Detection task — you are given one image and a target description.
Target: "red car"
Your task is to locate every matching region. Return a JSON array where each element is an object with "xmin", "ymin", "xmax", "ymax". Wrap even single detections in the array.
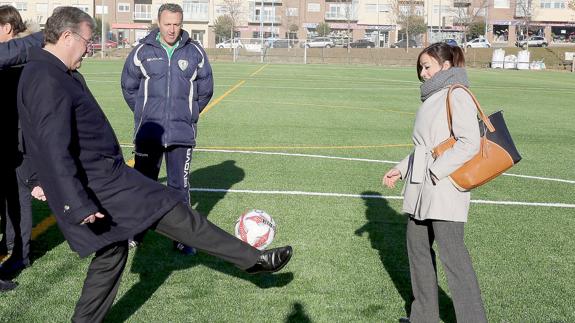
[{"xmin": 91, "ymin": 40, "xmax": 118, "ymax": 50}]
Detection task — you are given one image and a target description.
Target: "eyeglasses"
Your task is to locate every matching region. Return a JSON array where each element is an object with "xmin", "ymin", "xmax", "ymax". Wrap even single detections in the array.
[{"xmin": 71, "ymin": 31, "xmax": 94, "ymax": 48}]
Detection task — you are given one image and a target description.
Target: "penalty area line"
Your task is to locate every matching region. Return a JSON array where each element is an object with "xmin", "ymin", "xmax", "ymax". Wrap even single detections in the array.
[{"xmin": 189, "ymin": 188, "xmax": 575, "ymax": 209}]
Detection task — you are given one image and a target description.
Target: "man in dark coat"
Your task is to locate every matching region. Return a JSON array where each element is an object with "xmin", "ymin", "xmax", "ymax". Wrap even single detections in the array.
[{"xmin": 17, "ymin": 7, "xmax": 292, "ymax": 322}]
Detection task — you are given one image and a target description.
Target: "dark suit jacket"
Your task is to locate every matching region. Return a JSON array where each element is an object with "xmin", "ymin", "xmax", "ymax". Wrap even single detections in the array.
[{"xmin": 17, "ymin": 47, "xmax": 181, "ymax": 257}]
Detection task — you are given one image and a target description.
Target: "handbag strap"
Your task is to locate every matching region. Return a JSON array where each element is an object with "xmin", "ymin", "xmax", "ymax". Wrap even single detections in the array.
[{"xmin": 445, "ymin": 84, "xmax": 496, "ymax": 135}]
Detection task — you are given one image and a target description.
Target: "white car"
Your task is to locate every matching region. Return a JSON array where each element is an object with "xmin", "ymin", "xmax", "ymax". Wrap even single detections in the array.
[
  {"xmin": 465, "ymin": 38, "xmax": 491, "ymax": 48},
  {"xmin": 302, "ymin": 37, "xmax": 334, "ymax": 48},
  {"xmin": 216, "ymin": 39, "xmax": 243, "ymax": 49}
]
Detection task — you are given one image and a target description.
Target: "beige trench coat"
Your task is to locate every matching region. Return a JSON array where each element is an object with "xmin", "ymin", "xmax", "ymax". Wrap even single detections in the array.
[{"xmin": 395, "ymin": 87, "xmax": 481, "ymax": 222}]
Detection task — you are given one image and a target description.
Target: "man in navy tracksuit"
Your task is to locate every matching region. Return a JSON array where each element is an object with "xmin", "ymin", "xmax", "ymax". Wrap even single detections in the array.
[{"xmin": 121, "ymin": 3, "xmax": 213, "ymax": 253}]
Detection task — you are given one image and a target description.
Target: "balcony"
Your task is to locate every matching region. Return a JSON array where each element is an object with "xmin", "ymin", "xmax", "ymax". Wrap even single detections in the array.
[
  {"xmin": 453, "ymin": 0, "xmax": 471, "ymax": 7},
  {"xmin": 133, "ymin": 12, "xmax": 152, "ymax": 21},
  {"xmin": 325, "ymin": 12, "xmax": 358, "ymax": 21},
  {"xmin": 252, "ymin": 0, "xmax": 283, "ymax": 4},
  {"xmin": 249, "ymin": 15, "xmax": 281, "ymax": 24}
]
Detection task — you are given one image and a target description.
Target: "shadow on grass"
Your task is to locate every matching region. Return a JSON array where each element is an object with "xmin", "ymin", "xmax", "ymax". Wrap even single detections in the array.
[
  {"xmin": 285, "ymin": 302, "xmax": 312, "ymax": 323},
  {"xmin": 355, "ymin": 191, "xmax": 455, "ymax": 322},
  {"xmin": 107, "ymin": 160, "xmax": 293, "ymax": 321}
]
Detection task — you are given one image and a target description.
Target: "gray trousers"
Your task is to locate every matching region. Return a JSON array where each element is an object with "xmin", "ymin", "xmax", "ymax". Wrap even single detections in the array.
[{"xmin": 406, "ymin": 217, "xmax": 487, "ymax": 323}]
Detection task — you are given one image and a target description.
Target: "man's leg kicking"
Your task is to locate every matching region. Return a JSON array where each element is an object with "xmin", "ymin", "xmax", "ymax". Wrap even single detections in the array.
[{"xmin": 153, "ymin": 203, "xmax": 292, "ymax": 272}]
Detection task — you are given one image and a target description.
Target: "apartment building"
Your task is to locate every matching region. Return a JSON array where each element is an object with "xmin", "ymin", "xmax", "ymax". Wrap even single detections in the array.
[{"xmin": 6, "ymin": 0, "xmax": 575, "ymax": 48}]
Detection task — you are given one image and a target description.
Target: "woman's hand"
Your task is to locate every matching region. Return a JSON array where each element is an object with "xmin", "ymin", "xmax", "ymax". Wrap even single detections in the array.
[{"xmin": 383, "ymin": 168, "xmax": 402, "ymax": 188}]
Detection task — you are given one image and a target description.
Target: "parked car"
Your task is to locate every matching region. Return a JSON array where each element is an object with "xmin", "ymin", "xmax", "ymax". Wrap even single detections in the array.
[
  {"xmin": 515, "ymin": 36, "xmax": 548, "ymax": 48},
  {"xmin": 92, "ymin": 39, "xmax": 118, "ymax": 50},
  {"xmin": 302, "ymin": 37, "xmax": 334, "ymax": 48},
  {"xmin": 390, "ymin": 39, "xmax": 418, "ymax": 48},
  {"xmin": 216, "ymin": 39, "xmax": 243, "ymax": 49},
  {"xmin": 465, "ymin": 37, "xmax": 491, "ymax": 48},
  {"xmin": 443, "ymin": 38, "xmax": 459, "ymax": 47},
  {"xmin": 345, "ymin": 39, "xmax": 376, "ymax": 48},
  {"xmin": 265, "ymin": 38, "xmax": 294, "ymax": 48}
]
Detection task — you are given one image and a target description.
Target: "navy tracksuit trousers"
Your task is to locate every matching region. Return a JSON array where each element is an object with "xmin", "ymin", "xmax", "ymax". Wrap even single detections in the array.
[{"xmin": 134, "ymin": 143, "xmax": 193, "ymax": 205}]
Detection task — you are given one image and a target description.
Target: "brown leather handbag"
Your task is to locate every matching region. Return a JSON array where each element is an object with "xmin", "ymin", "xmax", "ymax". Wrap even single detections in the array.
[{"xmin": 432, "ymin": 84, "xmax": 522, "ymax": 191}]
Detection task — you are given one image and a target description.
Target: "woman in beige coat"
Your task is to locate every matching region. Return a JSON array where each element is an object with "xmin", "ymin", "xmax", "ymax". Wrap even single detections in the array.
[{"xmin": 384, "ymin": 43, "xmax": 487, "ymax": 322}]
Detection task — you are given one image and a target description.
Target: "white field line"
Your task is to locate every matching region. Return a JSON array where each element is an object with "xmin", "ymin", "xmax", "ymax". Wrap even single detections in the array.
[
  {"xmin": 119, "ymin": 145, "xmax": 575, "ymax": 185},
  {"xmin": 189, "ymin": 188, "xmax": 575, "ymax": 209}
]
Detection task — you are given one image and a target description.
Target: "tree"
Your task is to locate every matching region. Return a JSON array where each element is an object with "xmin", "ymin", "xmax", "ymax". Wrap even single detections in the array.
[
  {"xmin": 468, "ymin": 19, "xmax": 486, "ymax": 39},
  {"xmin": 213, "ymin": 15, "xmax": 234, "ymax": 42},
  {"xmin": 220, "ymin": 0, "xmax": 243, "ymax": 41},
  {"xmin": 392, "ymin": 0, "xmax": 425, "ymax": 51},
  {"xmin": 316, "ymin": 22, "xmax": 331, "ymax": 37},
  {"xmin": 452, "ymin": 0, "xmax": 489, "ymax": 43}
]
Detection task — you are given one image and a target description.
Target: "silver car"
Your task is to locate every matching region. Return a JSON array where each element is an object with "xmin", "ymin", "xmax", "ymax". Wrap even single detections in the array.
[{"xmin": 303, "ymin": 37, "xmax": 334, "ymax": 48}]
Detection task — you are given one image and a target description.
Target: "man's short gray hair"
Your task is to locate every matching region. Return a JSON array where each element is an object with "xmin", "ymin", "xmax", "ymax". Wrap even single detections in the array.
[
  {"xmin": 157, "ymin": 3, "xmax": 183, "ymax": 20},
  {"xmin": 44, "ymin": 6, "xmax": 95, "ymax": 45}
]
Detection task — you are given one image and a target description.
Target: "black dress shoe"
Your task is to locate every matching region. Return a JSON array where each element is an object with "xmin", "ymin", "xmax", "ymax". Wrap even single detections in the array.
[
  {"xmin": 398, "ymin": 317, "xmax": 410, "ymax": 323},
  {"xmin": 0, "ymin": 279, "xmax": 17, "ymax": 292},
  {"xmin": 245, "ymin": 246, "xmax": 293, "ymax": 274}
]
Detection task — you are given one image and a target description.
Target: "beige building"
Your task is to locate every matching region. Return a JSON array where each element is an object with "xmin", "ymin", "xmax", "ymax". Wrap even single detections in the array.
[{"xmin": 6, "ymin": 0, "xmax": 575, "ymax": 48}]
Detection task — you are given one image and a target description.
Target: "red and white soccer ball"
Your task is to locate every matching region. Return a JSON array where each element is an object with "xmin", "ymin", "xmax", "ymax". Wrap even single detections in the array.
[{"xmin": 234, "ymin": 209, "xmax": 276, "ymax": 250}]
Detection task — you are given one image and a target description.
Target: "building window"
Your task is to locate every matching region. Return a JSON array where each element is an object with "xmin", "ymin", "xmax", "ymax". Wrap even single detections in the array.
[
  {"xmin": 493, "ymin": 0, "xmax": 510, "ymax": 8},
  {"xmin": 307, "ymin": 3, "xmax": 320, "ymax": 12},
  {"xmin": 183, "ymin": 0, "xmax": 209, "ymax": 21},
  {"xmin": 118, "ymin": 3, "xmax": 130, "ymax": 12},
  {"xmin": 286, "ymin": 7, "xmax": 298, "ymax": 16},
  {"xmin": 134, "ymin": 4, "xmax": 152, "ymax": 20},
  {"xmin": 539, "ymin": 0, "xmax": 565, "ymax": 8},
  {"xmin": 73, "ymin": 4, "xmax": 90, "ymax": 13},
  {"xmin": 366, "ymin": 3, "xmax": 391, "ymax": 12},
  {"xmin": 15, "ymin": 2, "xmax": 27, "ymax": 11},
  {"xmin": 36, "ymin": 3, "xmax": 48, "ymax": 13}
]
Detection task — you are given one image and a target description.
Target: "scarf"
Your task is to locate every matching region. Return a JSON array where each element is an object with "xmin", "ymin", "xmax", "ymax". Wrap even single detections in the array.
[{"xmin": 420, "ymin": 67, "xmax": 470, "ymax": 102}]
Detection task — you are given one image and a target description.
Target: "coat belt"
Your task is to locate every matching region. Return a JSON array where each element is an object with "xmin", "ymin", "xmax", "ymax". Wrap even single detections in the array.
[{"xmin": 411, "ymin": 145, "xmax": 431, "ymax": 184}]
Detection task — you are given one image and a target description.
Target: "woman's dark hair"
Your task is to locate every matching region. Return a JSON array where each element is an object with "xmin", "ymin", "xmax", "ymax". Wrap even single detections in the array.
[
  {"xmin": 0, "ymin": 5, "xmax": 27, "ymax": 36},
  {"xmin": 416, "ymin": 42, "xmax": 465, "ymax": 81}
]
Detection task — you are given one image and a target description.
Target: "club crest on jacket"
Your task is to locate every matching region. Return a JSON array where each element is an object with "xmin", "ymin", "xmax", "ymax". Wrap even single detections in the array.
[{"xmin": 178, "ymin": 60, "xmax": 188, "ymax": 71}]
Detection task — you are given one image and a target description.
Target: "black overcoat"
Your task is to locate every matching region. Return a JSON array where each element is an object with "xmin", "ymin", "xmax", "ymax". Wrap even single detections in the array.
[{"xmin": 17, "ymin": 47, "xmax": 180, "ymax": 257}]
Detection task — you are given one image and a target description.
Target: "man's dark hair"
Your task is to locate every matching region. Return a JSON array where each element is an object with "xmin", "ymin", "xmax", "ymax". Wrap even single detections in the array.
[
  {"xmin": 44, "ymin": 6, "xmax": 95, "ymax": 44},
  {"xmin": 0, "ymin": 5, "xmax": 27, "ymax": 36},
  {"xmin": 158, "ymin": 3, "xmax": 183, "ymax": 20}
]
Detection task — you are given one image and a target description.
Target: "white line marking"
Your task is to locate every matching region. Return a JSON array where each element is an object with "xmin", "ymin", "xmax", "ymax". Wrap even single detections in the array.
[
  {"xmin": 119, "ymin": 145, "xmax": 575, "ymax": 185},
  {"xmin": 498, "ymin": 173, "xmax": 575, "ymax": 184},
  {"xmin": 194, "ymin": 148, "xmax": 399, "ymax": 164},
  {"xmin": 190, "ymin": 188, "xmax": 575, "ymax": 208}
]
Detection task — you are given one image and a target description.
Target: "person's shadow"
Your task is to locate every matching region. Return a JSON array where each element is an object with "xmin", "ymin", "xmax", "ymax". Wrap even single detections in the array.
[
  {"xmin": 285, "ymin": 302, "xmax": 312, "ymax": 323},
  {"xmin": 189, "ymin": 160, "xmax": 245, "ymax": 216},
  {"xmin": 355, "ymin": 191, "xmax": 455, "ymax": 322},
  {"xmin": 106, "ymin": 160, "xmax": 294, "ymax": 322}
]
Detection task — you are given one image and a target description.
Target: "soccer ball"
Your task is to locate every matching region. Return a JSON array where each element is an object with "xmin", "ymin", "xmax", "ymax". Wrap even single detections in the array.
[{"xmin": 234, "ymin": 209, "xmax": 276, "ymax": 250}]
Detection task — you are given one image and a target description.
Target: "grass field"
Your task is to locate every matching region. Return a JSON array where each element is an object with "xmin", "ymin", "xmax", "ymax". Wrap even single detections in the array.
[{"xmin": 1, "ymin": 60, "xmax": 574, "ymax": 322}]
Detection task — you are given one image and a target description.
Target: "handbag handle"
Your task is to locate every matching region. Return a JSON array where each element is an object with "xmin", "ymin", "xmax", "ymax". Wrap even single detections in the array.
[{"xmin": 446, "ymin": 84, "xmax": 496, "ymax": 134}]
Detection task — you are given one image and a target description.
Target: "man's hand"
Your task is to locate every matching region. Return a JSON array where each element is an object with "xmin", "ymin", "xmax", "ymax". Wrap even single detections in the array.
[
  {"xmin": 80, "ymin": 212, "xmax": 105, "ymax": 225},
  {"xmin": 383, "ymin": 168, "xmax": 402, "ymax": 189},
  {"xmin": 31, "ymin": 186, "xmax": 46, "ymax": 201}
]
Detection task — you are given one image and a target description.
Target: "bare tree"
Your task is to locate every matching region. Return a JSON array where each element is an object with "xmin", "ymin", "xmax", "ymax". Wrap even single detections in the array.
[
  {"xmin": 452, "ymin": 0, "xmax": 489, "ymax": 43},
  {"xmin": 515, "ymin": 0, "xmax": 534, "ymax": 50},
  {"xmin": 391, "ymin": 0, "xmax": 426, "ymax": 52},
  {"xmin": 221, "ymin": 0, "xmax": 243, "ymax": 41}
]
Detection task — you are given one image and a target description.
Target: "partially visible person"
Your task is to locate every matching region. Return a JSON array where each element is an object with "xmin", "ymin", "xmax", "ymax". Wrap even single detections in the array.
[
  {"xmin": 0, "ymin": 4, "xmax": 42, "ymax": 278},
  {"xmin": 383, "ymin": 42, "xmax": 486, "ymax": 322},
  {"xmin": 121, "ymin": 3, "xmax": 214, "ymax": 254},
  {"xmin": 18, "ymin": 7, "xmax": 292, "ymax": 321}
]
